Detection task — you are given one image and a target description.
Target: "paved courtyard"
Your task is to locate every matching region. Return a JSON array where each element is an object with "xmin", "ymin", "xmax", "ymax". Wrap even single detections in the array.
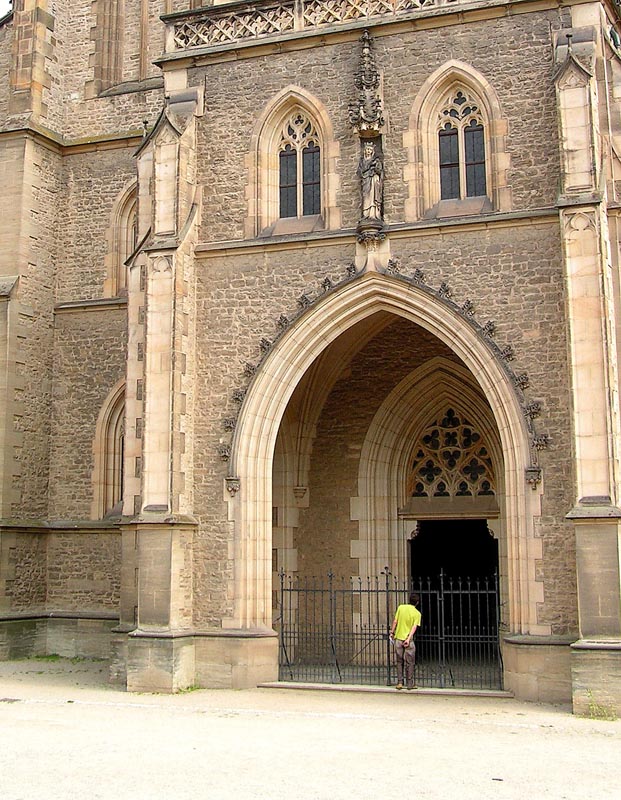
[{"xmin": 0, "ymin": 658, "xmax": 619, "ymax": 800}]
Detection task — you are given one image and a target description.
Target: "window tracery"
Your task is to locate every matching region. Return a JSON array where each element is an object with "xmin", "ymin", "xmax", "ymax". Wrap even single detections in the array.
[
  {"xmin": 278, "ymin": 111, "xmax": 321, "ymax": 219},
  {"xmin": 405, "ymin": 63, "xmax": 510, "ymax": 221},
  {"xmin": 437, "ymin": 89, "xmax": 486, "ymax": 200},
  {"xmin": 409, "ymin": 408, "xmax": 496, "ymax": 498},
  {"xmin": 248, "ymin": 89, "xmax": 340, "ymax": 237}
]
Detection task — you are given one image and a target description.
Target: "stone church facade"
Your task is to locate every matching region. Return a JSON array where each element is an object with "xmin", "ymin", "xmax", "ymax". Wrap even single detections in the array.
[{"xmin": 1, "ymin": 0, "xmax": 621, "ymax": 714}]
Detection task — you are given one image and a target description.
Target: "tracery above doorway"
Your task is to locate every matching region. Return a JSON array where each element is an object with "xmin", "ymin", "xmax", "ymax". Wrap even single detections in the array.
[{"xmin": 409, "ymin": 407, "xmax": 496, "ymax": 499}]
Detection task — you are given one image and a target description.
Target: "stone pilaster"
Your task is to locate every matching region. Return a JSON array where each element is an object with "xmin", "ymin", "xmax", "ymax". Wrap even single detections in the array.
[
  {"xmin": 8, "ymin": 1, "xmax": 55, "ymax": 120},
  {"xmin": 119, "ymin": 87, "xmax": 202, "ymax": 691},
  {"xmin": 556, "ymin": 26, "xmax": 621, "ymax": 714}
]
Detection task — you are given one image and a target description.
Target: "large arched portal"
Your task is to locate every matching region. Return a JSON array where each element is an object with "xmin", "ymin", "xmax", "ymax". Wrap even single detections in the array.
[{"xmin": 227, "ymin": 274, "xmax": 543, "ymax": 688}]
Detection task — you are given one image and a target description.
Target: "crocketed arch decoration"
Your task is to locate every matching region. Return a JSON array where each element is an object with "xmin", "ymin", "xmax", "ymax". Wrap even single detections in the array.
[
  {"xmin": 410, "ymin": 408, "xmax": 496, "ymax": 498},
  {"xmin": 227, "ymin": 273, "xmax": 544, "ymax": 637}
]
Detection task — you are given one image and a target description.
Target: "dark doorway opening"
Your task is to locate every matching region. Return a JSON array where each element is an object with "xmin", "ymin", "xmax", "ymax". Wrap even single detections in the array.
[
  {"xmin": 410, "ymin": 518, "xmax": 498, "ymax": 580},
  {"xmin": 407, "ymin": 518, "xmax": 502, "ymax": 689}
]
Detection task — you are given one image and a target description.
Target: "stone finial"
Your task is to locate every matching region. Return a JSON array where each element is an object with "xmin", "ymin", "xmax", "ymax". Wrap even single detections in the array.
[
  {"xmin": 348, "ymin": 30, "xmax": 385, "ymax": 135},
  {"xmin": 461, "ymin": 299, "xmax": 475, "ymax": 317},
  {"xmin": 514, "ymin": 373, "xmax": 529, "ymax": 391}
]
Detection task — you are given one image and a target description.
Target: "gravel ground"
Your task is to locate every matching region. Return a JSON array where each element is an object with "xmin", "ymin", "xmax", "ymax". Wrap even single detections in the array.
[{"xmin": 0, "ymin": 658, "xmax": 619, "ymax": 800}]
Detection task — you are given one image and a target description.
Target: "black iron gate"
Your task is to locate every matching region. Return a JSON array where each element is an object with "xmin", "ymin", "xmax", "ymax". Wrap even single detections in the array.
[{"xmin": 276, "ymin": 570, "xmax": 503, "ymax": 690}]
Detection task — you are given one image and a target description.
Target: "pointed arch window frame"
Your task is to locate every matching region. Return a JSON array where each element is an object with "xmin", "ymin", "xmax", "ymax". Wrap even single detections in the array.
[
  {"xmin": 247, "ymin": 88, "xmax": 341, "ymax": 238},
  {"xmin": 103, "ymin": 182, "xmax": 138, "ymax": 298},
  {"xmin": 91, "ymin": 381, "xmax": 126, "ymax": 519},
  {"xmin": 404, "ymin": 63, "xmax": 511, "ymax": 221}
]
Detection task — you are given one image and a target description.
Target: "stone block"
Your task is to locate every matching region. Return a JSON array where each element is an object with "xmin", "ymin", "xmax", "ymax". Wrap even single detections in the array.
[
  {"xmin": 503, "ymin": 637, "xmax": 573, "ymax": 703},
  {"xmin": 126, "ymin": 633, "xmax": 196, "ymax": 692},
  {"xmin": 194, "ymin": 632, "xmax": 278, "ymax": 689},
  {"xmin": 571, "ymin": 641, "xmax": 621, "ymax": 717}
]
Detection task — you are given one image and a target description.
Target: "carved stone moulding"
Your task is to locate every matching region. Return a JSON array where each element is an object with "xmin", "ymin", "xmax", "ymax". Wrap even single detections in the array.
[
  {"xmin": 356, "ymin": 225, "xmax": 386, "ymax": 245},
  {"xmin": 525, "ymin": 466, "xmax": 542, "ymax": 489},
  {"xmin": 226, "ymin": 476, "xmax": 240, "ymax": 496}
]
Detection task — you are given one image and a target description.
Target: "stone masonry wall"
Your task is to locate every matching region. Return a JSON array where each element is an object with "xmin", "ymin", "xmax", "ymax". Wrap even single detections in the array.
[
  {"xmin": 56, "ymin": 147, "xmax": 137, "ymax": 302},
  {"xmin": 52, "ymin": 1, "xmax": 165, "ymax": 140},
  {"xmin": 191, "ymin": 10, "xmax": 568, "ymax": 243},
  {"xmin": 46, "ymin": 531, "xmax": 121, "ymax": 611},
  {"xmin": 13, "ymin": 140, "xmax": 61, "ymax": 518},
  {"xmin": 48, "ymin": 307, "xmax": 127, "ymax": 520},
  {"xmin": 1, "ymin": 531, "xmax": 47, "ymax": 612}
]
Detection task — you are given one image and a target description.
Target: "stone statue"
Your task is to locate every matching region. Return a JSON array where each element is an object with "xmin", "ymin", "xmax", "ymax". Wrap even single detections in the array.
[{"xmin": 358, "ymin": 140, "xmax": 384, "ymax": 222}]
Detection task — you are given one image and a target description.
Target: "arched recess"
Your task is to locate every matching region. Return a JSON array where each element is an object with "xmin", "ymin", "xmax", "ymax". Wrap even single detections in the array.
[
  {"xmin": 404, "ymin": 60, "xmax": 511, "ymax": 220},
  {"xmin": 245, "ymin": 85, "xmax": 341, "ymax": 237},
  {"xmin": 103, "ymin": 181, "xmax": 138, "ymax": 298},
  {"xmin": 91, "ymin": 379, "xmax": 125, "ymax": 519},
  {"xmin": 270, "ymin": 313, "xmax": 391, "ymax": 583},
  {"xmin": 352, "ymin": 357, "xmax": 505, "ymax": 582},
  {"xmin": 227, "ymin": 272, "xmax": 543, "ymax": 637}
]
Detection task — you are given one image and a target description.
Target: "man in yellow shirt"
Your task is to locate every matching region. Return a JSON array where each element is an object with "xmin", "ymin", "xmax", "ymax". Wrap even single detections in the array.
[{"xmin": 390, "ymin": 592, "xmax": 421, "ymax": 690}]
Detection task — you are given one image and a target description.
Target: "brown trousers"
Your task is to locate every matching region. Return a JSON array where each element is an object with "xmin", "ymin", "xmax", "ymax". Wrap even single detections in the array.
[{"xmin": 394, "ymin": 638, "xmax": 416, "ymax": 686}]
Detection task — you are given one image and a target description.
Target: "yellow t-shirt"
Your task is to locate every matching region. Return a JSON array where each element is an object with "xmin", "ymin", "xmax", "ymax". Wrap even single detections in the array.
[{"xmin": 393, "ymin": 604, "xmax": 422, "ymax": 641}]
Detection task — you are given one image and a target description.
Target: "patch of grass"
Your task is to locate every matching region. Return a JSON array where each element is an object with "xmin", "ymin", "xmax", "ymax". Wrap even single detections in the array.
[
  {"xmin": 177, "ymin": 684, "xmax": 202, "ymax": 694},
  {"xmin": 18, "ymin": 654, "xmax": 107, "ymax": 665},
  {"xmin": 586, "ymin": 690, "xmax": 618, "ymax": 722}
]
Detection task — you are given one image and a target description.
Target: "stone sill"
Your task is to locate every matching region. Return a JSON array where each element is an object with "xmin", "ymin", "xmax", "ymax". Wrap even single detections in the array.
[
  {"xmin": 129, "ymin": 628, "xmax": 278, "ymax": 639},
  {"xmin": 0, "ymin": 611, "xmax": 119, "ymax": 622},
  {"xmin": 54, "ymin": 297, "xmax": 128, "ymax": 314},
  {"xmin": 571, "ymin": 638, "xmax": 621, "ymax": 651},
  {"xmin": 503, "ymin": 634, "xmax": 577, "ymax": 646},
  {"xmin": 196, "ymin": 207, "xmax": 557, "ymax": 256},
  {"xmin": 0, "ymin": 519, "xmax": 121, "ymax": 532},
  {"xmin": 99, "ymin": 77, "xmax": 164, "ymax": 98}
]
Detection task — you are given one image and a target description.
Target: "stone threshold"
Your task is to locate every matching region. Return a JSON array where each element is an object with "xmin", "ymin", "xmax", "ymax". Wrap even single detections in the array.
[{"xmin": 259, "ymin": 681, "xmax": 514, "ymax": 698}]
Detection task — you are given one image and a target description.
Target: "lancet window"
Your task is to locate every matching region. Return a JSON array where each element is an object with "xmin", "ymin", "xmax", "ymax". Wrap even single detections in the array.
[
  {"xmin": 278, "ymin": 111, "xmax": 321, "ymax": 219},
  {"xmin": 438, "ymin": 90, "xmax": 486, "ymax": 201},
  {"xmin": 409, "ymin": 408, "xmax": 495, "ymax": 498}
]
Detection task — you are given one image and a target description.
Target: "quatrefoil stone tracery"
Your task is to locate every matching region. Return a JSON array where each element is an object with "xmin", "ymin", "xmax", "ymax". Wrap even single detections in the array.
[{"xmin": 410, "ymin": 408, "xmax": 496, "ymax": 498}]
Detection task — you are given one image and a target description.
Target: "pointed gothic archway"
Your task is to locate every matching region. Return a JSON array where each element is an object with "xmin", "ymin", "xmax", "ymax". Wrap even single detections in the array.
[{"xmin": 226, "ymin": 272, "xmax": 543, "ymax": 649}]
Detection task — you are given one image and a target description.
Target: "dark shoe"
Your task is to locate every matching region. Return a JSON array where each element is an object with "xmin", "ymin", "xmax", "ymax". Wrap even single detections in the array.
[{"xmin": 406, "ymin": 685, "xmax": 417, "ymax": 690}]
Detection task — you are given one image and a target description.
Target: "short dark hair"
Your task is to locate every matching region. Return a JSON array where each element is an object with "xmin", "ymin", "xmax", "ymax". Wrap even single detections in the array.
[{"xmin": 409, "ymin": 592, "xmax": 420, "ymax": 606}]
